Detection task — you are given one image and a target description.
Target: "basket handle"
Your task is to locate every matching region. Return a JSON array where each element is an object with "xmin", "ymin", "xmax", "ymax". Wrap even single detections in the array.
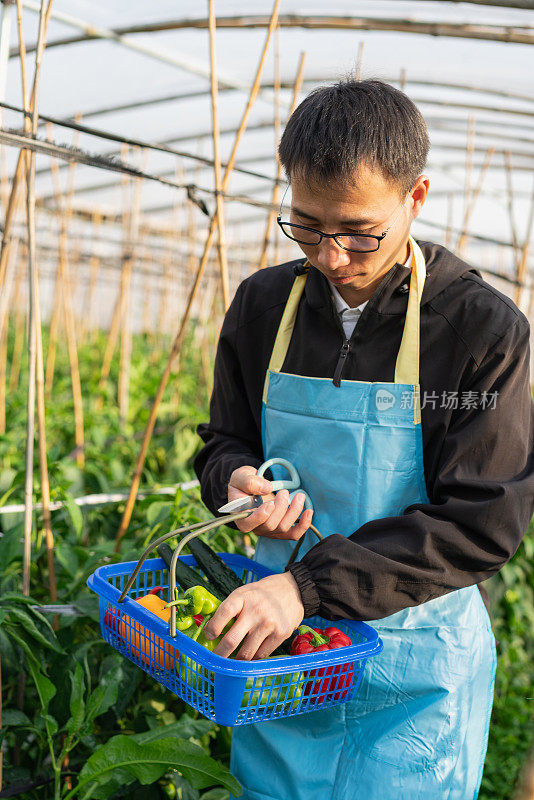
[
  {"xmin": 116, "ymin": 511, "xmax": 249, "ymax": 605},
  {"xmin": 117, "ymin": 514, "xmax": 324, "ymax": 638}
]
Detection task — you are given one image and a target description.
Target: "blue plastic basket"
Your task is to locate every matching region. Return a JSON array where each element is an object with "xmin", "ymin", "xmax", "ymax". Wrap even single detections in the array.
[{"xmin": 87, "ymin": 554, "xmax": 383, "ymax": 726}]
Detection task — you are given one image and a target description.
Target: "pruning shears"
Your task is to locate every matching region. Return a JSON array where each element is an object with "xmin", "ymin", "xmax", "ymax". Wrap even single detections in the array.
[{"xmin": 217, "ymin": 457, "xmax": 313, "ymax": 514}]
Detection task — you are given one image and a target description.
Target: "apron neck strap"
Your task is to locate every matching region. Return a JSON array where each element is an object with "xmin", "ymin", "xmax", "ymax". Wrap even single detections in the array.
[
  {"xmin": 394, "ymin": 236, "xmax": 426, "ymax": 386},
  {"xmin": 262, "ymin": 237, "xmax": 427, "ymax": 402}
]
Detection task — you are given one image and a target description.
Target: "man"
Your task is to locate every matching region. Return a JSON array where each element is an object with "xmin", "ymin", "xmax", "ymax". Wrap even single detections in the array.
[{"xmin": 193, "ymin": 79, "xmax": 534, "ymax": 799}]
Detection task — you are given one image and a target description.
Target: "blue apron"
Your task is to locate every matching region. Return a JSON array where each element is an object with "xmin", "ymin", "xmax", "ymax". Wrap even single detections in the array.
[{"xmin": 230, "ymin": 237, "xmax": 496, "ymax": 800}]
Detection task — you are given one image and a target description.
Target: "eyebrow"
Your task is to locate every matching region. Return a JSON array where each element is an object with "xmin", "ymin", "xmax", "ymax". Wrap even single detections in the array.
[{"xmin": 291, "ymin": 206, "xmax": 375, "ymax": 227}]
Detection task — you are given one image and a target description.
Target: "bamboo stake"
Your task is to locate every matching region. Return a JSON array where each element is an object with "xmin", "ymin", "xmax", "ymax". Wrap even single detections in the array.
[
  {"xmin": 44, "ymin": 116, "xmax": 81, "ymax": 395},
  {"xmin": 259, "ymin": 51, "xmax": 306, "ymax": 270},
  {"xmin": 272, "ymin": 27, "xmax": 281, "ymax": 267},
  {"xmin": 49, "ymin": 155, "xmax": 85, "ymax": 466},
  {"xmin": 459, "ymin": 115, "xmax": 475, "ymax": 252},
  {"xmin": 457, "ymin": 147, "xmax": 495, "ymax": 255},
  {"xmin": 519, "ymin": 180, "xmax": 534, "ymax": 313},
  {"xmin": 0, "ymin": 237, "xmax": 17, "ymax": 435},
  {"xmin": 0, "ymin": 306, "xmax": 9, "ymax": 437},
  {"xmin": 16, "ymin": 0, "xmax": 57, "ymax": 608},
  {"xmin": 84, "ymin": 211, "xmax": 102, "ymax": 342},
  {"xmin": 97, "ymin": 286, "xmax": 122, "ymax": 395},
  {"xmin": 503, "ymin": 151, "xmax": 521, "ymax": 270},
  {"xmin": 34, "ymin": 251, "xmax": 57, "ymax": 604},
  {"xmin": 445, "ymin": 193, "xmax": 454, "ymax": 250},
  {"xmin": 9, "ymin": 258, "xmax": 25, "ymax": 392},
  {"xmin": 0, "ymin": 0, "xmax": 54, "ymax": 294},
  {"xmin": 355, "ymin": 41, "xmax": 364, "ymax": 80},
  {"xmin": 22, "ymin": 0, "xmax": 49, "ymax": 598},
  {"xmin": 119, "ymin": 150, "xmax": 144, "ymax": 424},
  {"xmin": 115, "ymin": 0, "xmax": 282, "ymax": 549},
  {"xmin": 208, "ymin": 0, "xmax": 230, "ymax": 310}
]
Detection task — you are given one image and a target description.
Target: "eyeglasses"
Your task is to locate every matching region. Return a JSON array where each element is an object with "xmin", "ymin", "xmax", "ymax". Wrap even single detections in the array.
[{"xmin": 276, "ymin": 186, "xmax": 411, "ymax": 254}]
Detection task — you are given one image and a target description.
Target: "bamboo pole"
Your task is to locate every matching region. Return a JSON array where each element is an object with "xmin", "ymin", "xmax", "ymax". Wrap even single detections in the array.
[
  {"xmin": 519, "ymin": 180, "xmax": 534, "ymax": 313},
  {"xmin": 18, "ymin": 9, "xmax": 534, "ymax": 46},
  {"xmin": 457, "ymin": 147, "xmax": 495, "ymax": 255},
  {"xmin": 98, "ymin": 146, "xmax": 133, "ymax": 402},
  {"xmin": 44, "ymin": 116, "xmax": 81, "ymax": 394},
  {"xmin": 272, "ymin": 27, "xmax": 281, "ymax": 267},
  {"xmin": 34, "ymin": 252, "xmax": 57, "ymax": 604},
  {"xmin": 355, "ymin": 41, "xmax": 364, "ymax": 80},
  {"xmin": 259, "ymin": 51, "xmax": 306, "ymax": 270},
  {"xmin": 0, "ymin": 0, "xmax": 54, "ymax": 294},
  {"xmin": 22, "ymin": 0, "xmax": 49, "ymax": 598},
  {"xmin": 9, "ymin": 258, "xmax": 25, "ymax": 392},
  {"xmin": 459, "ymin": 115, "xmax": 475, "ymax": 251},
  {"xmin": 49, "ymin": 156, "xmax": 85, "ymax": 466},
  {"xmin": 83, "ymin": 211, "xmax": 102, "ymax": 342},
  {"xmin": 208, "ymin": 0, "xmax": 230, "ymax": 310},
  {"xmin": 0, "ymin": 237, "xmax": 17, "ymax": 434},
  {"xmin": 503, "ymin": 151, "xmax": 521, "ymax": 271},
  {"xmin": 114, "ymin": 0, "xmax": 282, "ymax": 549},
  {"xmin": 16, "ymin": 0, "xmax": 57, "ymax": 608},
  {"xmin": 445, "ymin": 193, "xmax": 454, "ymax": 250},
  {"xmin": 119, "ymin": 150, "xmax": 144, "ymax": 424}
]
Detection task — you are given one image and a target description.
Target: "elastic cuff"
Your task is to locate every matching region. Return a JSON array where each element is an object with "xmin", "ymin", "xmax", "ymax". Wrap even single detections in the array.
[{"xmin": 285, "ymin": 561, "xmax": 321, "ymax": 618}]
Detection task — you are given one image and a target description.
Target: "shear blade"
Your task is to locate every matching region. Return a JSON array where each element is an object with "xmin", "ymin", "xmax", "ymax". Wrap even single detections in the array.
[{"xmin": 218, "ymin": 495, "xmax": 263, "ymax": 514}]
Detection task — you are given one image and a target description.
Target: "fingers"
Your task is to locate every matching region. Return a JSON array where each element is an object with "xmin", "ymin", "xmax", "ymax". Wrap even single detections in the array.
[
  {"xmin": 229, "ymin": 466, "xmax": 272, "ymax": 496},
  {"xmin": 256, "ymin": 493, "xmax": 314, "ymax": 541},
  {"xmin": 236, "ymin": 499, "xmax": 276, "ymax": 533},
  {"xmin": 253, "ymin": 632, "xmax": 283, "ymax": 661},
  {"xmin": 284, "ymin": 507, "xmax": 314, "ymax": 542},
  {"xmin": 213, "ymin": 615, "xmax": 254, "ymax": 659},
  {"xmin": 203, "ymin": 594, "xmax": 244, "ymax": 642}
]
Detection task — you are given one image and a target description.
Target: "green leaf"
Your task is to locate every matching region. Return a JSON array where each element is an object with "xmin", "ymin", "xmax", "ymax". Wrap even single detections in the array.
[
  {"xmin": 200, "ymin": 789, "xmax": 230, "ymax": 800},
  {"xmin": 84, "ymin": 664, "xmax": 121, "ymax": 725},
  {"xmin": 56, "ymin": 542, "xmax": 80, "ymax": 577},
  {"xmin": 63, "ymin": 494, "xmax": 84, "ymax": 539},
  {"xmin": 66, "ymin": 662, "xmax": 86, "ymax": 738},
  {"xmin": 2, "ymin": 709, "xmax": 32, "ymax": 727},
  {"xmin": 147, "ymin": 501, "xmax": 172, "ymax": 527},
  {"xmin": 26, "ymin": 653, "xmax": 57, "ymax": 713},
  {"xmin": 64, "ymin": 736, "xmax": 242, "ymax": 800},
  {"xmin": 3, "ymin": 605, "xmax": 63, "ymax": 653},
  {"xmin": 132, "ymin": 717, "xmax": 214, "ymax": 746}
]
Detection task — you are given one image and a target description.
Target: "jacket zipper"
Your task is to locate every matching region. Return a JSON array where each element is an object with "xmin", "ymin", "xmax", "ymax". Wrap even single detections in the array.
[{"xmin": 333, "ymin": 339, "xmax": 351, "ymax": 387}]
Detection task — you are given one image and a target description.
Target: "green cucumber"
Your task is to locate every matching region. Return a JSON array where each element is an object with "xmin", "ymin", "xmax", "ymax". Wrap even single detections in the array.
[
  {"xmin": 179, "ymin": 534, "xmax": 244, "ymax": 597},
  {"xmin": 156, "ymin": 543, "xmax": 224, "ymax": 601},
  {"xmin": 171, "ymin": 537, "xmax": 292, "ymax": 656}
]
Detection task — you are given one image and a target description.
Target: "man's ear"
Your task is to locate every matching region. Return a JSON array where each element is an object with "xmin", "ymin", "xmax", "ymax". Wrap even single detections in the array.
[{"xmin": 410, "ymin": 175, "xmax": 430, "ymax": 220}]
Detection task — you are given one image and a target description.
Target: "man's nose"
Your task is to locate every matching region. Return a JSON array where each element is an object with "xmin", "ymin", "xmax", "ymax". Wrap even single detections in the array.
[{"xmin": 316, "ymin": 236, "xmax": 351, "ymax": 270}]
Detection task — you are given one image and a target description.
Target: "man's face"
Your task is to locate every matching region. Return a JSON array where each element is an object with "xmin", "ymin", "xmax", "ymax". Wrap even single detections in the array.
[{"xmin": 288, "ymin": 164, "xmax": 427, "ymax": 298}]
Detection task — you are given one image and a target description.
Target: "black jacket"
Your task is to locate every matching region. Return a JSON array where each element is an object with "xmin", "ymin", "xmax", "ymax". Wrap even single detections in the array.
[{"xmin": 193, "ymin": 240, "xmax": 534, "ymax": 621}]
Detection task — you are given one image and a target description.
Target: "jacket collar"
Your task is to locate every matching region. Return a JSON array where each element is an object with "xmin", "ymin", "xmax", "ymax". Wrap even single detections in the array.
[{"xmin": 303, "ymin": 239, "xmax": 482, "ymax": 317}]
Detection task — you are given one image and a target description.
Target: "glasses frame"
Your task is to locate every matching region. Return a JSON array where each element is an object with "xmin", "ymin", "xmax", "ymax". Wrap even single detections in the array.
[{"xmin": 276, "ymin": 184, "xmax": 411, "ymax": 254}]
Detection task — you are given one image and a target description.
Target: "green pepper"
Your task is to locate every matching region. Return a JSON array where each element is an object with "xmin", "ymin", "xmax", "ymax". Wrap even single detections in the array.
[
  {"xmin": 184, "ymin": 586, "xmax": 220, "ymax": 615},
  {"xmin": 166, "ymin": 586, "xmax": 220, "ymax": 617},
  {"xmin": 241, "ymin": 659, "xmax": 304, "ymax": 712},
  {"xmin": 175, "ymin": 613, "xmax": 195, "ymax": 631}
]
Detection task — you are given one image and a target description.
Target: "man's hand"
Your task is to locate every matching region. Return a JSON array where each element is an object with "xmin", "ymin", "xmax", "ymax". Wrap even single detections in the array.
[
  {"xmin": 229, "ymin": 465, "xmax": 313, "ymax": 540},
  {"xmin": 203, "ymin": 572, "xmax": 305, "ymax": 660}
]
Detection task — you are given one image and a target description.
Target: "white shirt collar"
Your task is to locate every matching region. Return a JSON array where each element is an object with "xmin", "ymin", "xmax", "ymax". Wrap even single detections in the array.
[{"xmin": 327, "ymin": 248, "xmax": 413, "ymax": 314}]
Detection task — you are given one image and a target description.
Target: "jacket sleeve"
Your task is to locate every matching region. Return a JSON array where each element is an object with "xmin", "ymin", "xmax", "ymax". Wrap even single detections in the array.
[
  {"xmin": 287, "ymin": 317, "xmax": 534, "ymax": 621},
  {"xmin": 193, "ymin": 283, "xmax": 264, "ymax": 515}
]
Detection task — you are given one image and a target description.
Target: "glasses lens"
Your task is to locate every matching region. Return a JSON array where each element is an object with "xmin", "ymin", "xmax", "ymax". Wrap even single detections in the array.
[
  {"xmin": 280, "ymin": 223, "xmax": 322, "ymax": 245},
  {"xmin": 335, "ymin": 234, "xmax": 379, "ymax": 253}
]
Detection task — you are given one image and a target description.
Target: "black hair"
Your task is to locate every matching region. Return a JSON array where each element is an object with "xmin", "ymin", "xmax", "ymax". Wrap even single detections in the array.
[{"xmin": 278, "ymin": 79, "xmax": 429, "ymax": 195}]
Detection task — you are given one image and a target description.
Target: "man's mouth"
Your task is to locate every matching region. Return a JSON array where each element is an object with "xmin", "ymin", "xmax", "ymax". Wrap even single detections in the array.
[{"xmin": 328, "ymin": 274, "xmax": 364, "ymax": 284}]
